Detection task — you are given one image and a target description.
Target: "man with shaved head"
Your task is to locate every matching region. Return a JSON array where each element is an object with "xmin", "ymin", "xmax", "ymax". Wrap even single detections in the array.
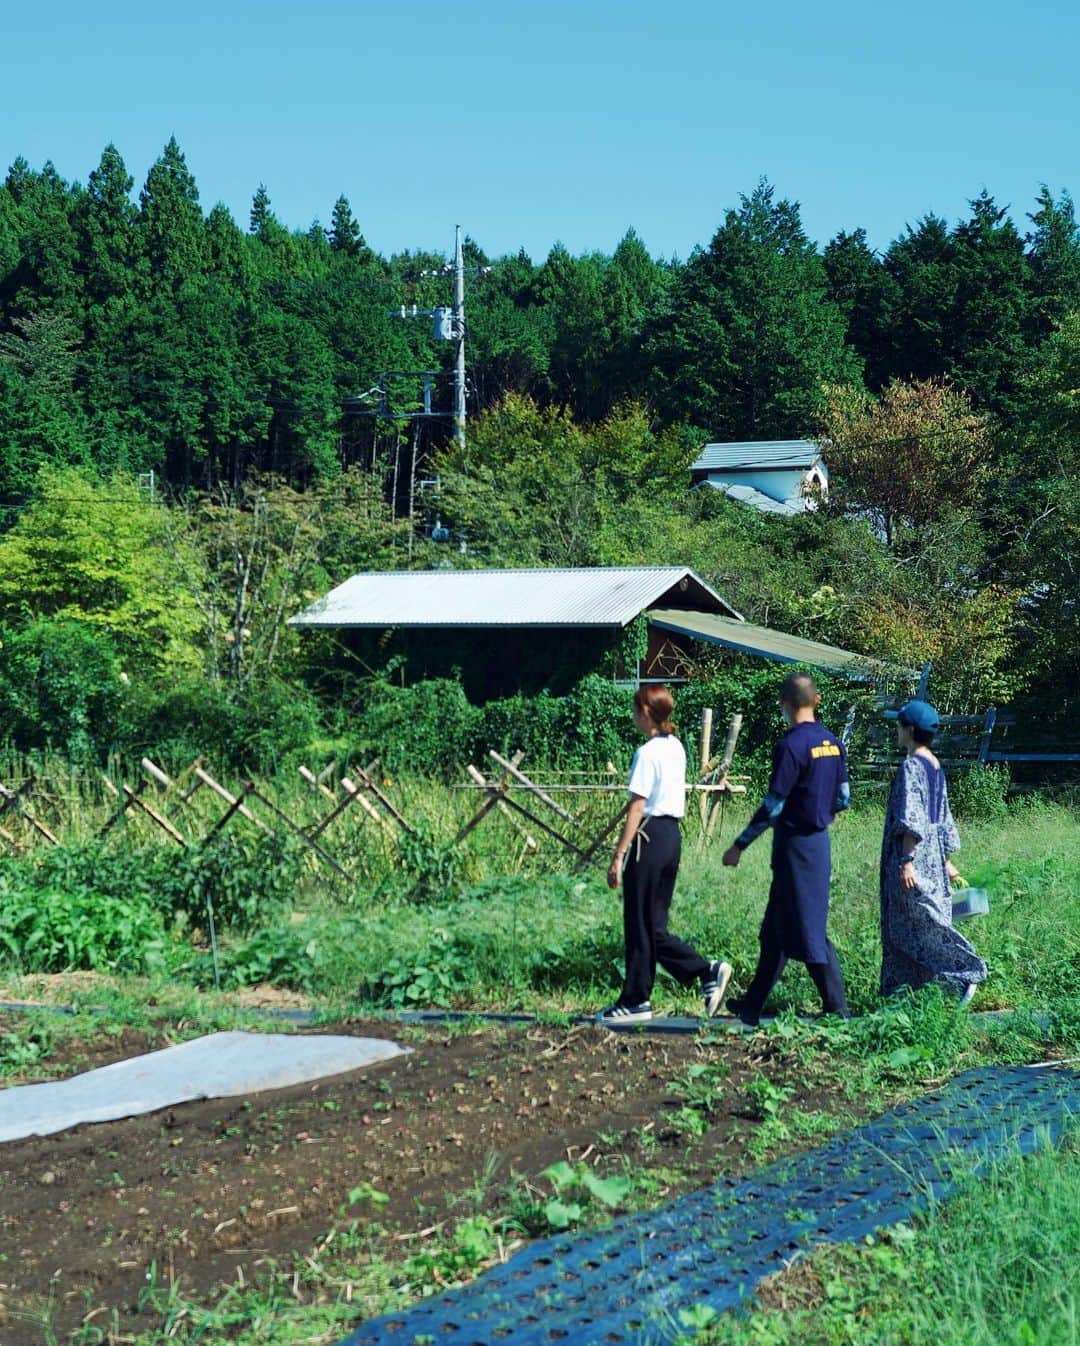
[{"xmin": 722, "ymin": 672, "xmax": 850, "ymax": 1026}]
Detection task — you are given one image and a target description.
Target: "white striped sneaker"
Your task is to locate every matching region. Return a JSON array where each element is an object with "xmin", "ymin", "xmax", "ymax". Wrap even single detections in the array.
[
  {"xmin": 702, "ymin": 960, "xmax": 733, "ymax": 1018},
  {"xmin": 597, "ymin": 1001, "xmax": 653, "ymax": 1024}
]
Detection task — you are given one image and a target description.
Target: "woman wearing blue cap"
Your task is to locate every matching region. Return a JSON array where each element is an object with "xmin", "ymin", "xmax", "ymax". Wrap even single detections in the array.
[{"xmin": 880, "ymin": 700, "xmax": 987, "ymax": 1003}]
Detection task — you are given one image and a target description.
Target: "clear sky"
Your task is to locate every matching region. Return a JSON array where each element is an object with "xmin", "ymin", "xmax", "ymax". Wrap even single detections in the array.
[{"xmin": 4, "ymin": 0, "xmax": 1078, "ymax": 263}]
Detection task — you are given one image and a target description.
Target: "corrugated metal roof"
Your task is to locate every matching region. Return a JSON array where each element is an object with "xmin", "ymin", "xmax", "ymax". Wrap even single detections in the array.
[
  {"xmin": 701, "ymin": 480, "xmax": 805, "ymax": 516},
  {"xmin": 691, "ymin": 439, "xmax": 822, "ymax": 473},
  {"xmin": 647, "ymin": 608, "xmax": 902, "ymax": 677},
  {"xmin": 290, "ymin": 567, "xmax": 741, "ymax": 629}
]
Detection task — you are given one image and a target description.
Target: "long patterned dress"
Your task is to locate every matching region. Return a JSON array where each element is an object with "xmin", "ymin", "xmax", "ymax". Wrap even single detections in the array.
[{"xmin": 879, "ymin": 754, "xmax": 987, "ymax": 998}]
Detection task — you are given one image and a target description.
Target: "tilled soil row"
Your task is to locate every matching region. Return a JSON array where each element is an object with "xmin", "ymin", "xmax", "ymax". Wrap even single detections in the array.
[{"xmin": 0, "ymin": 1020, "xmax": 851, "ymax": 1345}]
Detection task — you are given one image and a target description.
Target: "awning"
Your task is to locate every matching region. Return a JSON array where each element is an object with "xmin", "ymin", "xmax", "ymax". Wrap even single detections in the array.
[{"xmin": 647, "ymin": 608, "xmax": 901, "ymax": 678}]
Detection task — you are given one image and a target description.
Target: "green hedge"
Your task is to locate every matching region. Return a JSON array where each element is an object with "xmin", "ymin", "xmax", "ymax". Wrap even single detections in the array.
[{"xmin": 346, "ymin": 665, "xmax": 873, "ymax": 780}]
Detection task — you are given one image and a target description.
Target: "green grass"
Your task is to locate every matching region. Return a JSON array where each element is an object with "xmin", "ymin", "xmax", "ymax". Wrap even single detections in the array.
[
  {"xmin": 688, "ymin": 1131, "xmax": 1080, "ymax": 1346},
  {"xmin": 1, "ymin": 786, "xmax": 1077, "ymax": 1026}
]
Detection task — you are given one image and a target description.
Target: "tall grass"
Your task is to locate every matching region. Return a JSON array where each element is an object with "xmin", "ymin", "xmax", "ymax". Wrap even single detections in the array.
[
  {"xmin": 0, "ymin": 751, "xmax": 1076, "ymax": 1024},
  {"xmin": 695, "ymin": 1131, "xmax": 1080, "ymax": 1346}
]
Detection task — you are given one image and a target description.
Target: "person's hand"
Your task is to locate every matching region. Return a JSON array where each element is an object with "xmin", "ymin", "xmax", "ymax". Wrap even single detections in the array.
[
  {"xmin": 607, "ymin": 855, "xmax": 622, "ymax": 890},
  {"xmin": 946, "ymin": 860, "xmax": 962, "ymax": 883},
  {"xmin": 900, "ymin": 861, "xmax": 917, "ymax": 891},
  {"xmin": 722, "ymin": 845, "xmax": 742, "ymax": 868}
]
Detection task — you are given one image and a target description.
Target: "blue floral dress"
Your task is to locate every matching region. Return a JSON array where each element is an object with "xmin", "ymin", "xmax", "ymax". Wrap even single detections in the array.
[{"xmin": 879, "ymin": 754, "xmax": 987, "ymax": 998}]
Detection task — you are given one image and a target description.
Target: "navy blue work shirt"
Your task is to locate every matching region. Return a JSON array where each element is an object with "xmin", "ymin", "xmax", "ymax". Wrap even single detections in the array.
[{"xmin": 735, "ymin": 720, "xmax": 850, "ymax": 848}]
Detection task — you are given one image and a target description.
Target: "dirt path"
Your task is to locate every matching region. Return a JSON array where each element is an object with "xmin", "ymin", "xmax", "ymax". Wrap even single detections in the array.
[{"xmin": 0, "ymin": 1021, "xmax": 855, "ymax": 1345}]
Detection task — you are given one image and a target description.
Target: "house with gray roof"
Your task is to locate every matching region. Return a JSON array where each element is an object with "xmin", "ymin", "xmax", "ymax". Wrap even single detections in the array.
[{"xmin": 690, "ymin": 439, "xmax": 827, "ymax": 515}]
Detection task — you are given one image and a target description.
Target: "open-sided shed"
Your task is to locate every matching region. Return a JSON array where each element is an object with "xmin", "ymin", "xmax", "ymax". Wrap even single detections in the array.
[{"xmin": 289, "ymin": 566, "xmax": 889, "ymax": 697}]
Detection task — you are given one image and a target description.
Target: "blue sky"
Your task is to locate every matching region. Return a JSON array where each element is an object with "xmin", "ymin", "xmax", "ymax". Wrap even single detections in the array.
[{"xmin": 4, "ymin": 0, "xmax": 1078, "ymax": 262}]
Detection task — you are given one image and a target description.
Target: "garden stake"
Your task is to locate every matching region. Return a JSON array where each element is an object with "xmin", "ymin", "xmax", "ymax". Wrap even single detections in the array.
[{"xmin": 205, "ymin": 891, "xmax": 221, "ymax": 991}]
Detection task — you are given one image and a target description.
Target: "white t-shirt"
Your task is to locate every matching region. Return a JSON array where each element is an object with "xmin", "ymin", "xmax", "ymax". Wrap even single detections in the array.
[{"xmin": 627, "ymin": 734, "xmax": 686, "ymax": 818}]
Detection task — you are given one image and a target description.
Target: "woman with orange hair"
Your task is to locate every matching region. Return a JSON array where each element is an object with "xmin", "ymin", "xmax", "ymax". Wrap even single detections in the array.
[{"xmin": 599, "ymin": 684, "xmax": 731, "ymax": 1024}]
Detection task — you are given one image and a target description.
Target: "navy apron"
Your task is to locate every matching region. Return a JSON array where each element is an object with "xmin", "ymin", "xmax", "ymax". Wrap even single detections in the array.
[{"xmin": 763, "ymin": 829, "xmax": 831, "ymax": 963}]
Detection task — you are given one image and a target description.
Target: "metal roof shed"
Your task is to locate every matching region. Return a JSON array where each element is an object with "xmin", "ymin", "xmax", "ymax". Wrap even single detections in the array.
[
  {"xmin": 690, "ymin": 439, "xmax": 824, "ymax": 474},
  {"xmin": 647, "ymin": 609, "xmax": 898, "ymax": 678},
  {"xmin": 289, "ymin": 566, "xmax": 741, "ymax": 629},
  {"xmin": 290, "ymin": 567, "xmax": 896, "ymax": 698}
]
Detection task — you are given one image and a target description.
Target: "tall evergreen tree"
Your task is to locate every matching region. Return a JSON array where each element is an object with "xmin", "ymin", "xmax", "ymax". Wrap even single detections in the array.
[
  {"xmin": 137, "ymin": 137, "xmax": 205, "ymax": 292},
  {"xmin": 250, "ymin": 183, "xmax": 273, "ymax": 236},
  {"xmin": 823, "ymin": 228, "xmax": 898, "ymax": 390},
  {"xmin": 949, "ymin": 192, "xmax": 1032, "ymax": 415},
  {"xmin": 328, "ymin": 194, "xmax": 366, "ymax": 257},
  {"xmin": 0, "ymin": 160, "xmax": 81, "ymax": 312},
  {"xmin": 645, "ymin": 182, "xmax": 859, "ymax": 437},
  {"xmin": 79, "ymin": 143, "xmax": 138, "ymax": 306},
  {"xmin": 881, "ymin": 196, "xmax": 1033, "ymax": 417},
  {"xmin": 1026, "ymin": 186, "xmax": 1080, "ymax": 335},
  {"xmin": 466, "ymin": 248, "xmax": 554, "ymax": 410}
]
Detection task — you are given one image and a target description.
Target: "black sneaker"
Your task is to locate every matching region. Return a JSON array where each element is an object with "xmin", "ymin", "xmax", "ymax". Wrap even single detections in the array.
[
  {"xmin": 702, "ymin": 960, "xmax": 733, "ymax": 1018},
  {"xmin": 726, "ymin": 996, "xmax": 760, "ymax": 1028},
  {"xmin": 597, "ymin": 1001, "xmax": 653, "ymax": 1025}
]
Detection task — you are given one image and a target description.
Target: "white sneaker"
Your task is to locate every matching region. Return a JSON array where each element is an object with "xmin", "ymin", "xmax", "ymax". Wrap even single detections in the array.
[
  {"xmin": 959, "ymin": 982, "xmax": 977, "ymax": 1009},
  {"xmin": 597, "ymin": 1001, "xmax": 653, "ymax": 1024},
  {"xmin": 702, "ymin": 960, "xmax": 733, "ymax": 1018}
]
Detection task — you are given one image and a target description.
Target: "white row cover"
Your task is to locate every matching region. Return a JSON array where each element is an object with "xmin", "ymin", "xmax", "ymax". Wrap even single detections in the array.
[{"xmin": 0, "ymin": 1031, "xmax": 407, "ymax": 1143}]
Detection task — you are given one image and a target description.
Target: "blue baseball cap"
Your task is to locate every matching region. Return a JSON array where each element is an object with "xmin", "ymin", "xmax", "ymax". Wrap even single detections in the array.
[{"xmin": 885, "ymin": 700, "xmax": 940, "ymax": 733}]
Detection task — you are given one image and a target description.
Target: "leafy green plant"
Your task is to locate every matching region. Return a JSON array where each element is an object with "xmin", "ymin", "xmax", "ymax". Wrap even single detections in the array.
[
  {"xmin": 511, "ymin": 1160, "xmax": 635, "ymax": 1234},
  {"xmin": 672, "ymin": 1060, "xmax": 732, "ymax": 1112},
  {"xmin": 397, "ymin": 822, "xmax": 465, "ymax": 902},
  {"xmin": 0, "ymin": 884, "xmax": 171, "ymax": 975},
  {"xmin": 361, "ymin": 930, "xmax": 474, "ymax": 1008},
  {"xmin": 347, "ymin": 1181, "xmax": 389, "ymax": 1209},
  {"xmin": 404, "ymin": 1216, "xmax": 498, "ymax": 1289},
  {"xmin": 0, "ymin": 1021, "xmax": 54, "ymax": 1074},
  {"xmin": 668, "ymin": 1105, "xmax": 710, "ymax": 1141},
  {"xmin": 745, "ymin": 1076, "xmax": 794, "ymax": 1123}
]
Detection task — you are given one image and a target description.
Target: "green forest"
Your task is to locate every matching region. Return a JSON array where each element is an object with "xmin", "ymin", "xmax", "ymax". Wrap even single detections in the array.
[{"xmin": 1, "ymin": 138, "xmax": 1078, "ymax": 767}]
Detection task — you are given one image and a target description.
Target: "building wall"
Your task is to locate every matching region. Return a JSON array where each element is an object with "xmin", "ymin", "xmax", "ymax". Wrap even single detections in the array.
[{"xmin": 701, "ymin": 465, "xmax": 827, "ymax": 506}]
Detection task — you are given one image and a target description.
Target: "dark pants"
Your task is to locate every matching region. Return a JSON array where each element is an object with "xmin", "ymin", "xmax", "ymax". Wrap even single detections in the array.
[
  {"xmin": 741, "ymin": 828, "xmax": 848, "ymax": 1019},
  {"xmin": 740, "ymin": 933, "xmax": 848, "ymax": 1019},
  {"xmin": 621, "ymin": 816, "xmax": 709, "ymax": 1006}
]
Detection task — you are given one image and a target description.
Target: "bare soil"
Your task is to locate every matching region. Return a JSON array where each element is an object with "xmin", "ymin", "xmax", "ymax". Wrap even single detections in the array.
[{"xmin": 0, "ymin": 1020, "xmax": 856, "ymax": 1345}]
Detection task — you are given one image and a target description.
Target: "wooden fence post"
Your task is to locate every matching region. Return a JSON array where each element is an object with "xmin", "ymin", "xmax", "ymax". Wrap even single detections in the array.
[
  {"xmin": 978, "ymin": 707, "xmax": 998, "ymax": 763},
  {"xmin": 698, "ymin": 707, "xmax": 713, "ymax": 829}
]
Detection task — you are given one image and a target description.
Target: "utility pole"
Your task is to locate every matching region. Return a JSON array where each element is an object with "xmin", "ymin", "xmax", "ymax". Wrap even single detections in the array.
[
  {"xmin": 361, "ymin": 226, "xmax": 488, "ymax": 454},
  {"xmin": 452, "ymin": 224, "xmax": 466, "ymax": 448}
]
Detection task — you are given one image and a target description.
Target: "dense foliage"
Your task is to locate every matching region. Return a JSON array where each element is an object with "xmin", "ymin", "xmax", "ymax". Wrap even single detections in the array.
[{"xmin": 2, "ymin": 141, "xmax": 1079, "ymax": 761}]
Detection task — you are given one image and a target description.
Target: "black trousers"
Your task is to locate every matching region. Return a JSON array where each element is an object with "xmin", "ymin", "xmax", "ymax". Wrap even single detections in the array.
[
  {"xmin": 621, "ymin": 816, "xmax": 709, "ymax": 1006},
  {"xmin": 741, "ymin": 931, "xmax": 848, "ymax": 1019}
]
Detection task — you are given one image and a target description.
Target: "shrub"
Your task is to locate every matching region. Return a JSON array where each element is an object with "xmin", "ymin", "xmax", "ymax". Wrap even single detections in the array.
[
  {"xmin": 0, "ymin": 883, "xmax": 170, "ymax": 975},
  {"xmin": 363, "ymin": 677, "xmax": 484, "ymax": 775},
  {"xmin": 481, "ymin": 689, "xmax": 572, "ymax": 764},
  {"xmin": 164, "ymin": 831, "xmax": 306, "ymax": 933},
  {"xmin": 565, "ymin": 675, "xmax": 637, "ymax": 766},
  {"xmin": 0, "ymin": 618, "xmax": 125, "ymax": 762},
  {"xmin": 121, "ymin": 675, "xmax": 323, "ymax": 773},
  {"xmin": 948, "ymin": 762, "xmax": 1010, "ymax": 820}
]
